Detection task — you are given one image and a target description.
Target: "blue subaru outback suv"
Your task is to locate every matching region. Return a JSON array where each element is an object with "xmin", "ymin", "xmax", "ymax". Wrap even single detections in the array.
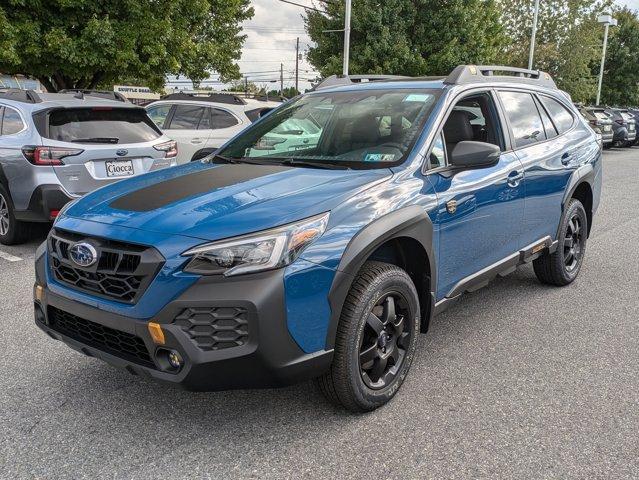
[{"xmin": 34, "ymin": 66, "xmax": 601, "ymax": 411}]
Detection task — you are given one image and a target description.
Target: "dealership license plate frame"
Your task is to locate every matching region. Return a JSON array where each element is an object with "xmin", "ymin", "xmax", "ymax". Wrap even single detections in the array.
[{"xmin": 105, "ymin": 159, "xmax": 135, "ymax": 178}]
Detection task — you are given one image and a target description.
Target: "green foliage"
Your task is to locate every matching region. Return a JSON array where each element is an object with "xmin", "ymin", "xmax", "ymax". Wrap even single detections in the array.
[
  {"xmin": 305, "ymin": 0, "xmax": 508, "ymax": 77},
  {"xmin": 0, "ymin": 0, "xmax": 253, "ymax": 92},
  {"xmin": 498, "ymin": 0, "xmax": 613, "ymax": 103},
  {"xmin": 599, "ymin": 7, "xmax": 639, "ymax": 106}
]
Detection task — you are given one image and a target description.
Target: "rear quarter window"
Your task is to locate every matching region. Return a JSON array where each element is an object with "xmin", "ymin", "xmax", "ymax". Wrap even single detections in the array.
[
  {"xmin": 46, "ymin": 108, "xmax": 161, "ymax": 144},
  {"xmin": 2, "ymin": 107, "xmax": 25, "ymax": 135},
  {"xmin": 539, "ymin": 96, "xmax": 574, "ymax": 134}
]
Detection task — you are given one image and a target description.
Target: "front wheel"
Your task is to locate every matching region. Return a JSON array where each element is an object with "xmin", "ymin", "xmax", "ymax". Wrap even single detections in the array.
[
  {"xmin": 533, "ymin": 199, "xmax": 588, "ymax": 286},
  {"xmin": 317, "ymin": 261, "xmax": 420, "ymax": 412}
]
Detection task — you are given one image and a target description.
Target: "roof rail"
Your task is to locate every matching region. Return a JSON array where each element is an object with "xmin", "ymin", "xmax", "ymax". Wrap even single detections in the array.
[
  {"xmin": 162, "ymin": 92, "xmax": 247, "ymax": 105},
  {"xmin": 445, "ymin": 65, "xmax": 557, "ymax": 88},
  {"xmin": 58, "ymin": 89, "xmax": 128, "ymax": 102},
  {"xmin": 314, "ymin": 74, "xmax": 411, "ymax": 90},
  {"xmin": 0, "ymin": 88, "xmax": 42, "ymax": 103}
]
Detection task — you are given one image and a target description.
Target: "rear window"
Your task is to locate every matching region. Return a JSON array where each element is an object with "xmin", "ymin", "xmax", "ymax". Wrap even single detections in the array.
[
  {"xmin": 46, "ymin": 108, "xmax": 161, "ymax": 144},
  {"xmin": 592, "ymin": 110, "xmax": 609, "ymax": 121}
]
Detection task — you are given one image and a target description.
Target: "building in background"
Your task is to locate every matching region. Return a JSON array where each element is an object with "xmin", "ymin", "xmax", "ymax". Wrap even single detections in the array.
[{"xmin": 113, "ymin": 85, "xmax": 161, "ymax": 105}]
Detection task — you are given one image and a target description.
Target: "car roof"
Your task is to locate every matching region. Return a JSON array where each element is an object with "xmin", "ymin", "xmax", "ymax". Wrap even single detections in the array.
[
  {"xmin": 0, "ymin": 92, "xmax": 141, "ymax": 113},
  {"xmin": 147, "ymin": 98, "xmax": 282, "ymax": 111}
]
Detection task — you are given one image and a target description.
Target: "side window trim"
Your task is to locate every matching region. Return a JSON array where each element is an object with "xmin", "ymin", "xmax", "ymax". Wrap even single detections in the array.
[
  {"xmin": 163, "ymin": 104, "xmax": 177, "ymax": 130},
  {"xmin": 532, "ymin": 95, "xmax": 557, "ymax": 139},
  {"xmin": 0, "ymin": 106, "xmax": 4, "ymax": 135}
]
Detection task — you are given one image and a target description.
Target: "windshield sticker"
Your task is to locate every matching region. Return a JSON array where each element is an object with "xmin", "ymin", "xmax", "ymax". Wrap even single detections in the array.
[
  {"xmin": 364, "ymin": 153, "xmax": 396, "ymax": 162},
  {"xmin": 403, "ymin": 93, "xmax": 431, "ymax": 103}
]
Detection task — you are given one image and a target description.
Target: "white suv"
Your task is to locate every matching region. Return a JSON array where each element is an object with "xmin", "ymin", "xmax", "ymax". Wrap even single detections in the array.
[{"xmin": 146, "ymin": 93, "xmax": 281, "ymax": 164}]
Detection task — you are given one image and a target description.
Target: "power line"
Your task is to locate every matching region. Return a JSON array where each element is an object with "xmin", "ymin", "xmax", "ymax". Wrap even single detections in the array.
[{"xmin": 278, "ymin": 0, "xmax": 325, "ymax": 13}]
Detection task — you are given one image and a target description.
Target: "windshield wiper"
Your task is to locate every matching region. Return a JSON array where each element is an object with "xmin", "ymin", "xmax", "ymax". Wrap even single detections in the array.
[
  {"xmin": 207, "ymin": 154, "xmax": 274, "ymax": 166},
  {"xmin": 71, "ymin": 137, "xmax": 119, "ymax": 144},
  {"xmin": 262, "ymin": 157, "xmax": 348, "ymax": 170}
]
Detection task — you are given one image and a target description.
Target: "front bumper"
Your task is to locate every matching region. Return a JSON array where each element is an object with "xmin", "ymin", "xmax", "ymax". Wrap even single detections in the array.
[{"xmin": 34, "ymin": 247, "xmax": 333, "ymax": 391}]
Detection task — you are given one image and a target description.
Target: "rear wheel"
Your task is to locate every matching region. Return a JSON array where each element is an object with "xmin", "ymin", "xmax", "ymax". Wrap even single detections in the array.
[
  {"xmin": 317, "ymin": 261, "xmax": 420, "ymax": 412},
  {"xmin": 533, "ymin": 199, "xmax": 587, "ymax": 286}
]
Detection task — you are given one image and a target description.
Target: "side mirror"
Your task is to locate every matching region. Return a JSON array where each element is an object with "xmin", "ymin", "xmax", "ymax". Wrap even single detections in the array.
[
  {"xmin": 450, "ymin": 141, "xmax": 501, "ymax": 168},
  {"xmin": 259, "ymin": 108, "xmax": 275, "ymax": 118}
]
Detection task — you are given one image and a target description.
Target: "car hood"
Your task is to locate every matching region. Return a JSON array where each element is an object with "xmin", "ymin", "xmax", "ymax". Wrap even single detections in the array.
[{"xmin": 64, "ymin": 161, "xmax": 391, "ymax": 241}]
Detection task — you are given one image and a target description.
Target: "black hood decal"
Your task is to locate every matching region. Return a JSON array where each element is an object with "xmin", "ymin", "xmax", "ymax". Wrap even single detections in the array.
[{"xmin": 109, "ymin": 163, "xmax": 292, "ymax": 212}]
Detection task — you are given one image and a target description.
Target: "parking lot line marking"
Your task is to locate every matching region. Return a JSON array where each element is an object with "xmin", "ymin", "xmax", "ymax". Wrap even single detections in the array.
[{"xmin": 0, "ymin": 250, "xmax": 23, "ymax": 262}]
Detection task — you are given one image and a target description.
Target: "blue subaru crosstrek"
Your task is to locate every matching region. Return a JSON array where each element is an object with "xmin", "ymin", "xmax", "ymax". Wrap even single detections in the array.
[{"xmin": 34, "ymin": 66, "xmax": 602, "ymax": 411}]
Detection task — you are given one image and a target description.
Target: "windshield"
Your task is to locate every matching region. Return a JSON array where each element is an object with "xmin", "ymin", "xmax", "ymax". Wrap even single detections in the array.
[{"xmin": 219, "ymin": 88, "xmax": 440, "ymax": 169}]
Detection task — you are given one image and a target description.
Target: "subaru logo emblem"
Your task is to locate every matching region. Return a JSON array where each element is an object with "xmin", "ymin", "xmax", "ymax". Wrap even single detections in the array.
[
  {"xmin": 116, "ymin": 149, "xmax": 128, "ymax": 157},
  {"xmin": 69, "ymin": 242, "xmax": 98, "ymax": 267}
]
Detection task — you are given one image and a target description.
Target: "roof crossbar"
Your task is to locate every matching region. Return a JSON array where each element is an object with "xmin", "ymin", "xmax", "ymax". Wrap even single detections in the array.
[
  {"xmin": 58, "ymin": 89, "xmax": 128, "ymax": 102},
  {"xmin": 0, "ymin": 88, "xmax": 43, "ymax": 103}
]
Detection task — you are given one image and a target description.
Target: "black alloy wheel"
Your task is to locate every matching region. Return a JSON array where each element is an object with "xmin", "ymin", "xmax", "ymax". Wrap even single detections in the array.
[{"xmin": 359, "ymin": 292, "xmax": 412, "ymax": 390}]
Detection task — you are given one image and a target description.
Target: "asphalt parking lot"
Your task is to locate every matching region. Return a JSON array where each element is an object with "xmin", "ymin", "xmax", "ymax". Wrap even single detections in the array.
[{"xmin": 1, "ymin": 148, "xmax": 638, "ymax": 479}]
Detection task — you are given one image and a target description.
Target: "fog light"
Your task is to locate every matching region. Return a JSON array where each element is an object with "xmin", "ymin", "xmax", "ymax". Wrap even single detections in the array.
[
  {"xmin": 34, "ymin": 284, "xmax": 44, "ymax": 302},
  {"xmin": 168, "ymin": 350, "xmax": 183, "ymax": 369}
]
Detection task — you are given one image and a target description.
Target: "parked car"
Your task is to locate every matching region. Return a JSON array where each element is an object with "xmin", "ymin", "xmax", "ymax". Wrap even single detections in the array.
[
  {"xmin": 605, "ymin": 107, "xmax": 636, "ymax": 147},
  {"xmin": 628, "ymin": 107, "xmax": 639, "ymax": 145},
  {"xmin": 35, "ymin": 65, "xmax": 601, "ymax": 412},
  {"xmin": 146, "ymin": 93, "xmax": 281, "ymax": 164},
  {"xmin": 0, "ymin": 89, "xmax": 177, "ymax": 245},
  {"xmin": 578, "ymin": 106, "xmax": 614, "ymax": 148}
]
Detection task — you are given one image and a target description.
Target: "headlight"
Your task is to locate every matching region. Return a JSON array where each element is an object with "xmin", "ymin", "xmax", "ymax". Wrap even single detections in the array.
[{"xmin": 182, "ymin": 212, "xmax": 329, "ymax": 276}]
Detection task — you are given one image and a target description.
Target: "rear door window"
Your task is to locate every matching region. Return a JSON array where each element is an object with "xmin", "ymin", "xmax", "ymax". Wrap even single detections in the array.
[
  {"xmin": 2, "ymin": 107, "xmax": 25, "ymax": 135},
  {"xmin": 538, "ymin": 96, "xmax": 574, "ymax": 134},
  {"xmin": 47, "ymin": 108, "xmax": 161, "ymax": 144},
  {"xmin": 168, "ymin": 105, "xmax": 205, "ymax": 130},
  {"xmin": 498, "ymin": 91, "xmax": 546, "ymax": 148}
]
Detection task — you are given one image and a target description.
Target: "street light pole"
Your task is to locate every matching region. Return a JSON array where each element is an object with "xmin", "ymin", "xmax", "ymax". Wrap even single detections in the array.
[
  {"xmin": 342, "ymin": 0, "xmax": 352, "ymax": 75},
  {"xmin": 528, "ymin": 0, "xmax": 540, "ymax": 70},
  {"xmin": 596, "ymin": 14, "xmax": 617, "ymax": 106}
]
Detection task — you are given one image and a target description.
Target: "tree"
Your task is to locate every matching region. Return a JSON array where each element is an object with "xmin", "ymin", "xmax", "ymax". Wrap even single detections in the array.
[
  {"xmin": 498, "ymin": 0, "xmax": 613, "ymax": 103},
  {"xmin": 0, "ymin": 0, "xmax": 253, "ymax": 92},
  {"xmin": 598, "ymin": 7, "xmax": 639, "ymax": 106},
  {"xmin": 304, "ymin": 0, "xmax": 507, "ymax": 77}
]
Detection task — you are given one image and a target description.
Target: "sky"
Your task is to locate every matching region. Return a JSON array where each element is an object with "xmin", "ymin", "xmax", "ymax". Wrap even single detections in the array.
[{"xmin": 166, "ymin": 0, "xmax": 639, "ymax": 93}]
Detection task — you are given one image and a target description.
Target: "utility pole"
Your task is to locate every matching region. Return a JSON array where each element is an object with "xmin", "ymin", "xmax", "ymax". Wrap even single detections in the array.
[
  {"xmin": 244, "ymin": 77, "xmax": 248, "ymax": 98},
  {"xmin": 596, "ymin": 14, "xmax": 617, "ymax": 106},
  {"xmin": 295, "ymin": 37, "xmax": 300, "ymax": 95},
  {"xmin": 528, "ymin": 0, "xmax": 540, "ymax": 70},
  {"xmin": 280, "ymin": 63, "xmax": 284, "ymax": 97},
  {"xmin": 342, "ymin": 0, "xmax": 352, "ymax": 75}
]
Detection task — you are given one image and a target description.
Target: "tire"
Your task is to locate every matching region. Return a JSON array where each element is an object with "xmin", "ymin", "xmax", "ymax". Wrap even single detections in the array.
[
  {"xmin": 0, "ymin": 184, "xmax": 30, "ymax": 246},
  {"xmin": 317, "ymin": 261, "xmax": 420, "ymax": 412},
  {"xmin": 533, "ymin": 199, "xmax": 588, "ymax": 286}
]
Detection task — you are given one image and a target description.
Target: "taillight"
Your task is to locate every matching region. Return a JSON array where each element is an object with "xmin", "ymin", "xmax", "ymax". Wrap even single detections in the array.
[
  {"xmin": 153, "ymin": 140, "xmax": 178, "ymax": 159},
  {"xmin": 22, "ymin": 146, "xmax": 83, "ymax": 166}
]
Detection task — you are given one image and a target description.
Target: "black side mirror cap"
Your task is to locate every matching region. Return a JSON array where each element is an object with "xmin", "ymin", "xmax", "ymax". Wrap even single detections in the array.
[{"xmin": 450, "ymin": 141, "xmax": 501, "ymax": 168}]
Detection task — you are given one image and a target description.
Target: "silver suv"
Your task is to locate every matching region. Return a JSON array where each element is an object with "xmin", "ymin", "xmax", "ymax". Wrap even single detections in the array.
[{"xmin": 0, "ymin": 89, "xmax": 177, "ymax": 245}]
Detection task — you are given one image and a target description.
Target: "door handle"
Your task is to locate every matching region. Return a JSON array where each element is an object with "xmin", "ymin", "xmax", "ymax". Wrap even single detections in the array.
[
  {"xmin": 507, "ymin": 170, "xmax": 524, "ymax": 188},
  {"xmin": 561, "ymin": 152, "xmax": 571, "ymax": 165},
  {"xmin": 191, "ymin": 138, "xmax": 203, "ymax": 144}
]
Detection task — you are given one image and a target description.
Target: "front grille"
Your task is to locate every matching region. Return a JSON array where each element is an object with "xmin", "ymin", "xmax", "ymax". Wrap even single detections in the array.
[
  {"xmin": 48, "ymin": 307, "xmax": 154, "ymax": 368},
  {"xmin": 173, "ymin": 307, "xmax": 249, "ymax": 351},
  {"xmin": 48, "ymin": 229, "xmax": 164, "ymax": 304}
]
